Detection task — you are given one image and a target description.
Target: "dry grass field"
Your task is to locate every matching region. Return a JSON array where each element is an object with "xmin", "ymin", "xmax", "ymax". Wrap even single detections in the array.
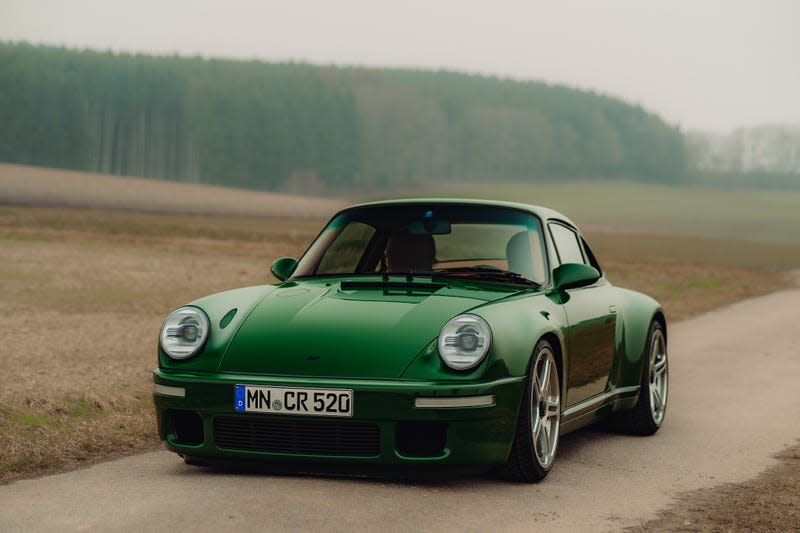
[
  {"xmin": 0, "ymin": 206, "xmax": 323, "ymax": 482},
  {"xmin": 0, "ymin": 163, "xmax": 346, "ymax": 218},
  {"xmin": 406, "ymin": 181, "xmax": 800, "ymax": 244}
]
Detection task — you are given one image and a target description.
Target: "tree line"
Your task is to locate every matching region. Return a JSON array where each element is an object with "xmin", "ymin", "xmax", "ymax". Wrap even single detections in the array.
[
  {"xmin": 685, "ymin": 126, "xmax": 800, "ymax": 189},
  {"xmin": 0, "ymin": 42, "xmax": 689, "ymax": 192}
]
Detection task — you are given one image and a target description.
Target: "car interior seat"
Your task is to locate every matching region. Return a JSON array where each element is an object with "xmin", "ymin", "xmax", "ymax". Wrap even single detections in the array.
[{"xmin": 506, "ymin": 231, "xmax": 537, "ymax": 280}]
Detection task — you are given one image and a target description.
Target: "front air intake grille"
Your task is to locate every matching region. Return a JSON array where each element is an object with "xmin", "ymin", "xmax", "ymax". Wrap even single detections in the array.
[{"xmin": 214, "ymin": 416, "xmax": 380, "ymax": 457}]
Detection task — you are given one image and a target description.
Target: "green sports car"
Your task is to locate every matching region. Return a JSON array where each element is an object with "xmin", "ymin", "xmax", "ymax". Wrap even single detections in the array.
[{"xmin": 153, "ymin": 199, "xmax": 668, "ymax": 481}]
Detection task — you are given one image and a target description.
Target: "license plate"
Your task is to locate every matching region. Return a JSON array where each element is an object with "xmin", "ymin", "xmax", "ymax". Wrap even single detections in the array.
[{"xmin": 234, "ymin": 385, "xmax": 353, "ymax": 418}]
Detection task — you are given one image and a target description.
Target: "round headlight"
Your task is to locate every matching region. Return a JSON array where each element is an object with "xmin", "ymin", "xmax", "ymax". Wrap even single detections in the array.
[
  {"xmin": 438, "ymin": 314, "xmax": 492, "ymax": 370},
  {"xmin": 160, "ymin": 307, "xmax": 209, "ymax": 360}
]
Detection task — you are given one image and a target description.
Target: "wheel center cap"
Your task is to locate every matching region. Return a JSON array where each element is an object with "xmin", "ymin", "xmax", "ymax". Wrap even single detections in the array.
[{"xmin": 539, "ymin": 400, "xmax": 546, "ymax": 418}]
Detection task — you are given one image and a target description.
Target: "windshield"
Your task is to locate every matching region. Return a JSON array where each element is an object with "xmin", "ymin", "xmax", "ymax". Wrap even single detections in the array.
[{"xmin": 292, "ymin": 204, "xmax": 548, "ymax": 285}]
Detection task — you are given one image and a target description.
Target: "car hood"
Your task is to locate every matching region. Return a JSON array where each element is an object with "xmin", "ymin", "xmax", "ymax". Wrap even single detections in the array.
[{"xmin": 218, "ymin": 280, "xmax": 521, "ymax": 378}]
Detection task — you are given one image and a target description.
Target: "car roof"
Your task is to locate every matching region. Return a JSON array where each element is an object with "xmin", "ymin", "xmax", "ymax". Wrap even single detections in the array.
[{"xmin": 347, "ymin": 198, "xmax": 579, "ymax": 229}]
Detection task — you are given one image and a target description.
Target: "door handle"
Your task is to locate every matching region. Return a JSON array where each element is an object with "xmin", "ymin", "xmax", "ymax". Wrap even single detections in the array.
[{"xmin": 608, "ymin": 305, "xmax": 617, "ymax": 314}]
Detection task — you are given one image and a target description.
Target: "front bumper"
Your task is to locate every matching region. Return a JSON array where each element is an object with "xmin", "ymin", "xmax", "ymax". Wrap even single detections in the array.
[{"xmin": 153, "ymin": 369, "xmax": 525, "ymax": 466}]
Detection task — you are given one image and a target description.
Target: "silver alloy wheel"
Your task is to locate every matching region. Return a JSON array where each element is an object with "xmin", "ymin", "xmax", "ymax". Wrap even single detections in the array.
[
  {"xmin": 530, "ymin": 347, "xmax": 560, "ymax": 468},
  {"xmin": 648, "ymin": 329, "xmax": 668, "ymax": 425}
]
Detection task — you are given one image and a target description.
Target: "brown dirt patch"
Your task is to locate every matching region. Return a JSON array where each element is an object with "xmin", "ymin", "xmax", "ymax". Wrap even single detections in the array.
[{"xmin": 629, "ymin": 443, "xmax": 800, "ymax": 532}]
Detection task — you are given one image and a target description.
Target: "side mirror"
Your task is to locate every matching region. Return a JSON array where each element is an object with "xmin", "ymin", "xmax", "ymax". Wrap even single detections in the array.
[
  {"xmin": 270, "ymin": 257, "xmax": 298, "ymax": 281},
  {"xmin": 552, "ymin": 263, "xmax": 600, "ymax": 291}
]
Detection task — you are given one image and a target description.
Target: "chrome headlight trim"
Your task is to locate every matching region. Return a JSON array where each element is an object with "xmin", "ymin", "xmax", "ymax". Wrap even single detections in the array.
[
  {"xmin": 437, "ymin": 314, "xmax": 492, "ymax": 371},
  {"xmin": 159, "ymin": 306, "xmax": 210, "ymax": 360}
]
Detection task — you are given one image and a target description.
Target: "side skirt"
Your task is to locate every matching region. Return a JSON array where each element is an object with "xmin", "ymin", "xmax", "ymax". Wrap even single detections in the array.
[{"xmin": 559, "ymin": 386, "xmax": 639, "ymax": 434}]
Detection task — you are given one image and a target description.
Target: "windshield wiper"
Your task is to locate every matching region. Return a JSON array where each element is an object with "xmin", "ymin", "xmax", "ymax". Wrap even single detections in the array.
[
  {"xmin": 430, "ymin": 266, "xmax": 542, "ymax": 288},
  {"xmin": 375, "ymin": 266, "xmax": 540, "ymax": 288}
]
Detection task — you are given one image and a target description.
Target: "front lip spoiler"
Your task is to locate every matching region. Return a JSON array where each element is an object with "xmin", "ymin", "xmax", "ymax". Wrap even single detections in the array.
[{"xmin": 413, "ymin": 395, "xmax": 496, "ymax": 408}]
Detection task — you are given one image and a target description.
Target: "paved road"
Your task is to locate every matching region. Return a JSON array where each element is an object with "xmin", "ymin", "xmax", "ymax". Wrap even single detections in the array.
[{"xmin": 2, "ymin": 289, "xmax": 799, "ymax": 532}]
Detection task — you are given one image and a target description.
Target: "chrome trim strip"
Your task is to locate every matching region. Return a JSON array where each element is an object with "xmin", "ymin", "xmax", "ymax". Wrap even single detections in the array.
[
  {"xmin": 414, "ymin": 395, "xmax": 495, "ymax": 408},
  {"xmin": 561, "ymin": 386, "xmax": 639, "ymax": 422},
  {"xmin": 154, "ymin": 384, "xmax": 186, "ymax": 398}
]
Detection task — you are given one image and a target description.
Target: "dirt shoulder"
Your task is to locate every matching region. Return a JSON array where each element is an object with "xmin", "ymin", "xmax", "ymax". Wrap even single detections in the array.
[{"xmin": 631, "ymin": 443, "xmax": 800, "ymax": 532}]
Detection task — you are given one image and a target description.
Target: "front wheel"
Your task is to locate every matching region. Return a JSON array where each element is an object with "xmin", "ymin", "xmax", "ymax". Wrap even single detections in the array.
[{"xmin": 500, "ymin": 339, "xmax": 561, "ymax": 482}]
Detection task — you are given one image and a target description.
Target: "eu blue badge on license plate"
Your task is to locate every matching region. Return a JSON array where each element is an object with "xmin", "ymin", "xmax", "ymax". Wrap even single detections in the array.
[{"xmin": 234, "ymin": 384, "xmax": 246, "ymax": 412}]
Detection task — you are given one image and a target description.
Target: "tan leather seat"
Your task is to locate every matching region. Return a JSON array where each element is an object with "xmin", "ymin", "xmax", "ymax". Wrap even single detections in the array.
[
  {"xmin": 506, "ymin": 231, "xmax": 535, "ymax": 280},
  {"xmin": 387, "ymin": 232, "xmax": 436, "ymax": 271}
]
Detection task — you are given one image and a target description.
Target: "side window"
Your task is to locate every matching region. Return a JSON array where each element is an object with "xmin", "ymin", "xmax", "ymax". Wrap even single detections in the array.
[
  {"xmin": 549, "ymin": 223, "xmax": 586, "ymax": 266},
  {"xmin": 581, "ymin": 237, "xmax": 603, "ymax": 274}
]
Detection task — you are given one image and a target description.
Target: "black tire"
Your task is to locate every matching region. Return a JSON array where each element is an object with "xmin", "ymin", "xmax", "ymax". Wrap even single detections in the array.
[
  {"xmin": 612, "ymin": 320, "xmax": 668, "ymax": 435},
  {"xmin": 181, "ymin": 454, "xmax": 210, "ymax": 467},
  {"xmin": 500, "ymin": 339, "xmax": 561, "ymax": 482}
]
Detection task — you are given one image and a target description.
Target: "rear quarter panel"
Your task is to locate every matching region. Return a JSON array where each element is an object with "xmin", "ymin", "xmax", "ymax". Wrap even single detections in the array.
[{"xmin": 609, "ymin": 287, "xmax": 665, "ymax": 393}]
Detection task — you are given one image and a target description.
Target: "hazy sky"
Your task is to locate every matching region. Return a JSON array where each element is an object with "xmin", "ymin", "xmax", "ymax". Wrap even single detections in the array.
[{"xmin": 1, "ymin": 0, "xmax": 797, "ymax": 132}]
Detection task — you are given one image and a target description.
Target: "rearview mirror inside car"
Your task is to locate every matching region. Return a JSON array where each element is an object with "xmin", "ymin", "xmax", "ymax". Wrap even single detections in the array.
[{"xmin": 408, "ymin": 219, "xmax": 451, "ymax": 235}]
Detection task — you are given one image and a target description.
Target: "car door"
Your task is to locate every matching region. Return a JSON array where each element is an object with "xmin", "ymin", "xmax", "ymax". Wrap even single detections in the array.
[{"xmin": 548, "ymin": 222, "xmax": 617, "ymax": 407}]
